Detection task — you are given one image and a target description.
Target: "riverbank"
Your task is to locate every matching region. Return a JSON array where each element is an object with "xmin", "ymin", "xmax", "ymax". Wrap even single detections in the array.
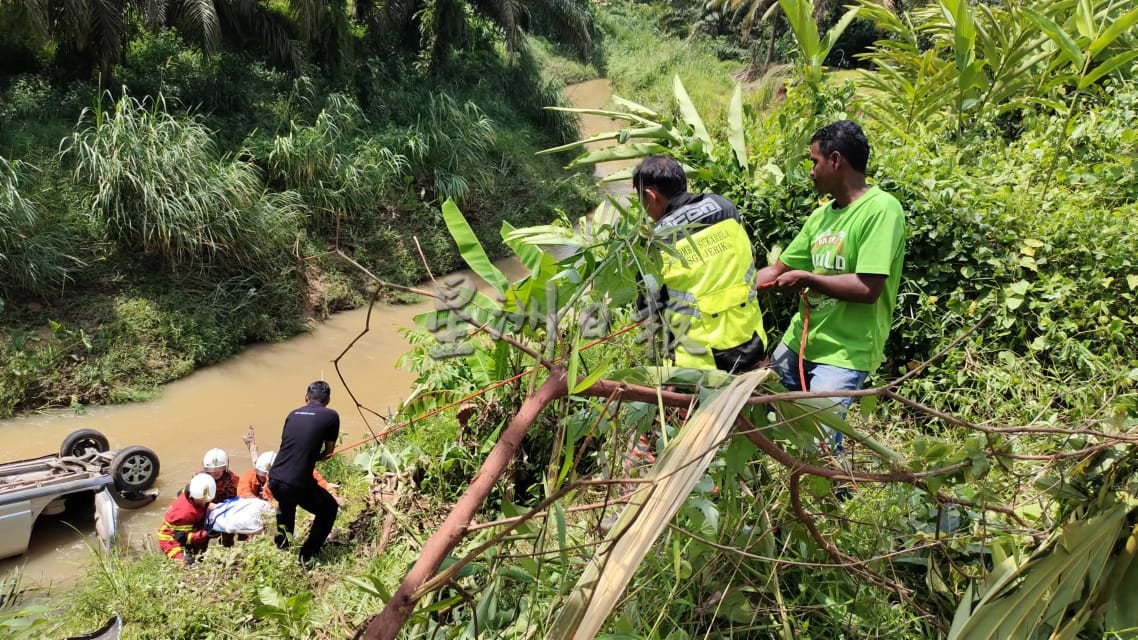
[
  {"xmin": 0, "ymin": 40, "xmax": 599, "ymax": 419},
  {"xmin": 0, "ymin": 0, "xmax": 745, "ymax": 420}
]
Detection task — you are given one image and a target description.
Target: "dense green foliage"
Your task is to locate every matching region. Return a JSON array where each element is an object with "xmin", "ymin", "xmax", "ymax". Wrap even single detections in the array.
[
  {"xmin": 0, "ymin": 2, "xmax": 599, "ymax": 416},
  {"xmin": 591, "ymin": 0, "xmax": 1138, "ymax": 425},
  {"xmin": 5, "ymin": 1, "xmax": 1138, "ymax": 639}
]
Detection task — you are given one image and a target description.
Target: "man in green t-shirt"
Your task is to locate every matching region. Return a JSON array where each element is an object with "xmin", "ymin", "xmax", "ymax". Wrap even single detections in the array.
[{"xmin": 756, "ymin": 120, "xmax": 905, "ymax": 420}]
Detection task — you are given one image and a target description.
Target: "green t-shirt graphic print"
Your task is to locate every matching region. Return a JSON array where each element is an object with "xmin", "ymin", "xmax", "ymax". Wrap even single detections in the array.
[{"xmin": 779, "ymin": 186, "xmax": 906, "ymax": 373}]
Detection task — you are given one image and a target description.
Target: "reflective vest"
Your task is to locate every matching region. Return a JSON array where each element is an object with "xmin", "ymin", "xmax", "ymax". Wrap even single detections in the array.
[
  {"xmin": 656, "ymin": 199, "xmax": 766, "ymax": 370},
  {"xmin": 156, "ymin": 491, "xmax": 209, "ymax": 562}
]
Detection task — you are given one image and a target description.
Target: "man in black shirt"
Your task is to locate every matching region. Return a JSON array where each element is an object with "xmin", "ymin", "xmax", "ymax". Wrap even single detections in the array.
[{"xmin": 269, "ymin": 380, "xmax": 340, "ymax": 565}]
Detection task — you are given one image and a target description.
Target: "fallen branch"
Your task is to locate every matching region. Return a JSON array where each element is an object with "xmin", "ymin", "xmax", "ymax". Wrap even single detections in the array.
[{"xmin": 362, "ymin": 371, "xmax": 569, "ymax": 640}]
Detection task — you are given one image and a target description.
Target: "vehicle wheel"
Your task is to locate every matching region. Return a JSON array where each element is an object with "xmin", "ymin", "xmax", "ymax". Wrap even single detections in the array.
[
  {"xmin": 111, "ymin": 446, "xmax": 160, "ymax": 492},
  {"xmin": 60, "ymin": 428, "xmax": 110, "ymax": 458}
]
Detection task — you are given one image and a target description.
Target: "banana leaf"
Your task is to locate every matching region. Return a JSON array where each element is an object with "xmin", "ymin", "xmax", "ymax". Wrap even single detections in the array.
[
  {"xmin": 610, "ymin": 94, "xmax": 661, "ymax": 118},
  {"xmin": 672, "ymin": 76, "xmax": 712, "ymax": 155},
  {"xmin": 538, "ymin": 125, "xmax": 679, "ymax": 155},
  {"xmin": 441, "ymin": 198, "xmax": 507, "ymax": 294},
  {"xmin": 948, "ymin": 504, "xmax": 1128, "ymax": 640},
  {"xmin": 727, "ymin": 84, "xmax": 748, "ymax": 171},
  {"xmin": 567, "ymin": 143, "xmax": 671, "ymax": 168}
]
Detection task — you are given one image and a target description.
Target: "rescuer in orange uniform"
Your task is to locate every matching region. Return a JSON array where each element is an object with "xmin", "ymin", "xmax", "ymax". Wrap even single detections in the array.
[
  {"xmin": 201, "ymin": 448, "xmax": 239, "ymax": 503},
  {"xmin": 157, "ymin": 473, "xmax": 219, "ymax": 566},
  {"xmin": 237, "ymin": 451, "xmax": 344, "ymax": 506}
]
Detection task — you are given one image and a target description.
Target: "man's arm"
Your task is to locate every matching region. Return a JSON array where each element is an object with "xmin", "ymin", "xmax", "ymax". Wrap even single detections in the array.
[
  {"xmin": 755, "ymin": 261, "xmax": 791, "ymax": 288},
  {"xmin": 774, "ymin": 271, "xmax": 886, "ymax": 304},
  {"xmin": 319, "ymin": 440, "xmax": 336, "ymax": 460}
]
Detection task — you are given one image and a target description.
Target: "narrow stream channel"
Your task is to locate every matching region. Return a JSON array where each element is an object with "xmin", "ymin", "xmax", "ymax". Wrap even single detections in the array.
[{"xmin": 1, "ymin": 79, "xmax": 627, "ymax": 589}]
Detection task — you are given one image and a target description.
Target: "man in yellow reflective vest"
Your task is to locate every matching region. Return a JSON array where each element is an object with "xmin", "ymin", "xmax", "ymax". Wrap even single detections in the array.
[
  {"xmin": 605, "ymin": 156, "xmax": 768, "ymax": 526},
  {"xmin": 634, "ymin": 154, "xmax": 767, "ymax": 372}
]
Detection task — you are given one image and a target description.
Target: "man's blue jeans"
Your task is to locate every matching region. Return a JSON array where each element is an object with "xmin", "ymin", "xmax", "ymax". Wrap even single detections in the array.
[{"xmin": 769, "ymin": 343, "xmax": 867, "ymax": 448}]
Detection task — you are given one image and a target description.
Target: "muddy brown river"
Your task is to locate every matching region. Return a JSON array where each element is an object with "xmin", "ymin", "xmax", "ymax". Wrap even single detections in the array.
[{"xmin": 0, "ymin": 79, "xmax": 627, "ymax": 588}]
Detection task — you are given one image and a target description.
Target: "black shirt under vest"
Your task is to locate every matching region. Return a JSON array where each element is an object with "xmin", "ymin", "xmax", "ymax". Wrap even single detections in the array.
[{"xmin": 271, "ymin": 402, "xmax": 340, "ymax": 486}]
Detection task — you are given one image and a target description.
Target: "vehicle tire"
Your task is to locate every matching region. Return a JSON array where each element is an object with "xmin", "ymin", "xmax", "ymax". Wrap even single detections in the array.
[
  {"xmin": 60, "ymin": 428, "xmax": 110, "ymax": 458},
  {"xmin": 110, "ymin": 446, "xmax": 160, "ymax": 492}
]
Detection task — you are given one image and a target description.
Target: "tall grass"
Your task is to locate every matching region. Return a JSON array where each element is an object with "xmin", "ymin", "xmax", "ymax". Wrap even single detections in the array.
[
  {"xmin": 0, "ymin": 156, "xmax": 82, "ymax": 296},
  {"xmin": 405, "ymin": 93, "xmax": 497, "ymax": 203},
  {"xmin": 260, "ymin": 93, "xmax": 410, "ymax": 233},
  {"xmin": 596, "ymin": 1, "xmax": 744, "ymax": 121},
  {"xmin": 62, "ymin": 91, "xmax": 301, "ymax": 273}
]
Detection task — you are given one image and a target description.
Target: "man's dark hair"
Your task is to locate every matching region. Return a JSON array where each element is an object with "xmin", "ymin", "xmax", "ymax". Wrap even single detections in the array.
[
  {"xmin": 811, "ymin": 120, "xmax": 870, "ymax": 173},
  {"xmin": 306, "ymin": 380, "xmax": 331, "ymax": 405},
  {"xmin": 632, "ymin": 155, "xmax": 688, "ymax": 200}
]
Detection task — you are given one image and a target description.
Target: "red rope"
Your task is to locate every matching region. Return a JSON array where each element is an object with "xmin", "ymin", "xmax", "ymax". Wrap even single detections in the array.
[
  {"xmin": 334, "ymin": 320, "xmax": 645, "ymax": 454},
  {"xmin": 798, "ymin": 289, "xmax": 810, "ymax": 393}
]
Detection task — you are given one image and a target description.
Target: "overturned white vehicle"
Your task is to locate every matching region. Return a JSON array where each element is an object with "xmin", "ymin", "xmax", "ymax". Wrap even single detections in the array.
[{"xmin": 0, "ymin": 429, "xmax": 160, "ymax": 561}]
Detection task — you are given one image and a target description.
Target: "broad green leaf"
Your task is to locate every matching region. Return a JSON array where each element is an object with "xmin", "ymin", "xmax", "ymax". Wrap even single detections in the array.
[
  {"xmin": 727, "ymin": 84, "xmax": 748, "ymax": 171},
  {"xmin": 1076, "ymin": 0, "xmax": 1096, "ymax": 41},
  {"xmin": 441, "ymin": 199, "xmax": 507, "ymax": 293},
  {"xmin": 567, "ymin": 333, "xmax": 580, "ymax": 392},
  {"xmin": 343, "ymin": 575, "xmax": 392, "ymax": 602},
  {"xmin": 611, "ymin": 94, "xmax": 660, "ymax": 118},
  {"xmin": 947, "ymin": 0, "xmax": 977, "ymax": 77},
  {"xmin": 539, "ymin": 125, "xmax": 677, "ymax": 155},
  {"xmin": 607, "ymin": 365, "xmax": 733, "ymax": 389},
  {"xmin": 412, "ymin": 289, "xmax": 501, "ymax": 329},
  {"xmin": 1008, "ymin": 280, "xmax": 1031, "ymax": 295},
  {"xmin": 949, "ymin": 505, "xmax": 1127, "ymax": 640},
  {"xmin": 1079, "ymin": 49, "xmax": 1138, "ymax": 89},
  {"xmin": 1105, "ymin": 526, "xmax": 1138, "ymax": 633},
  {"xmin": 820, "ymin": 6, "xmax": 862, "ymax": 66},
  {"xmin": 505, "ymin": 224, "xmax": 583, "ymax": 248},
  {"xmin": 1022, "ymin": 8, "xmax": 1083, "ymax": 69},
  {"xmin": 501, "ymin": 221, "xmax": 551, "ymax": 273},
  {"xmin": 672, "ymin": 76, "xmax": 712, "ymax": 154},
  {"xmin": 567, "ymin": 143, "xmax": 671, "ymax": 168},
  {"xmin": 598, "ymin": 166, "xmax": 637, "ymax": 183},
  {"xmin": 772, "ymin": 395, "xmax": 904, "ymax": 464},
  {"xmin": 545, "ymin": 106, "xmax": 656, "ymax": 127},
  {"xmin": 1088, "ymin": 6, "xmax": 1138, "ymax": 58},
  {"xmin": 779, "ymin": 0, "xmax": 821, "ymax": 60},
  {"xmin": 570, "ymin": 353, "xmax": 617, "ymax": 395}
]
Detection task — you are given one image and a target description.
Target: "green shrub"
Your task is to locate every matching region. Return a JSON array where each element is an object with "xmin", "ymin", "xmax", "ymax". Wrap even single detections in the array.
[{"xmin": 254, "ymin": 93, "xmax": 409, "ymax": 233}]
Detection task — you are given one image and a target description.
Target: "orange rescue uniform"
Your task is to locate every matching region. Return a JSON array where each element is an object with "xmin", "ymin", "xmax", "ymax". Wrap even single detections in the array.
[
  {"xmin": 212, "ymin": 469, "xmax": 239, "ymax": 503},
  {"xmin": 156, "ymin": 492, "xmax": 210, "ymax": 563},
  {"xmin": 237, "ymin": 468, "xmax": 331, "ymax": 501}
]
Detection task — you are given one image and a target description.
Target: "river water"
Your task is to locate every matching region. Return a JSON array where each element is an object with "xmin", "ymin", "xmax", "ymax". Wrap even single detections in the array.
[{"xmin": 1, "ymin": 79, "xmax": 628, "ymax": 588}]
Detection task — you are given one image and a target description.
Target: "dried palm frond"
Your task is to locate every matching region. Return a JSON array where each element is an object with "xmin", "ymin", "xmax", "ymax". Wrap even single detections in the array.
[{"xmin": 549, "ymin": 368, "xmax": 774, "ymax": 639}]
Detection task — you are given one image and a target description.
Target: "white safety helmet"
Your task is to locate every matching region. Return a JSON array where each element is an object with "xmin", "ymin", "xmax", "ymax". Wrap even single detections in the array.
[
  {"xmin": 202, "ymin": 448, "xmax": 229, "ymax": 471},
  {"xmin": 188, "ymin": 473, "xmax": 217, "ymax": 501},
  {"xmin": 255, "ymin": 451, "xmax": 277, "ymax": 474}
]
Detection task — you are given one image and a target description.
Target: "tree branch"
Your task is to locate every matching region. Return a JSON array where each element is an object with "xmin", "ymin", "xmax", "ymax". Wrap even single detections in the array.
[{"xmin": 363, "ymin": 371, "xmax": 570, "ymax": 640}]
